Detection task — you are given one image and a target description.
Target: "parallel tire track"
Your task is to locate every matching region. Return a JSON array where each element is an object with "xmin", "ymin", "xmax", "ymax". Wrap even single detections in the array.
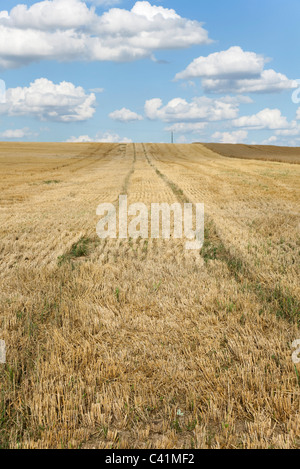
[{"xmin": 142, "ymin": 144, "xmax": 300, "ymax": 326}]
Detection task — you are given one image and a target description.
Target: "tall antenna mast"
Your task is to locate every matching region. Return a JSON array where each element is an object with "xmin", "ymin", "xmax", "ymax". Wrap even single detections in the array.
[{"xmin": 171, "ymin": 131, "xmax": 174, "ymax": 144}]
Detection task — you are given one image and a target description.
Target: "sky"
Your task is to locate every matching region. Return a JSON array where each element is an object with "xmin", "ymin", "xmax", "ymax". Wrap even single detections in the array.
[{"xmin": 0, "ymin": 0, "xmax": 300, "ymax": 144}]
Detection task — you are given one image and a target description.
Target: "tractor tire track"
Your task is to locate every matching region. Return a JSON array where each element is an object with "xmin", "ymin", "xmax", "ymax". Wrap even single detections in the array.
[{"xmin": 142, "ymin": 144, "xmax": 300, "ymax": 326}]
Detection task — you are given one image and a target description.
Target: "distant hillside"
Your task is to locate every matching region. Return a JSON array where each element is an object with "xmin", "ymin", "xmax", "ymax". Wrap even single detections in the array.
[{"xmin": 198, "ymin": 143, "xmax": 300, "ymax": 164}]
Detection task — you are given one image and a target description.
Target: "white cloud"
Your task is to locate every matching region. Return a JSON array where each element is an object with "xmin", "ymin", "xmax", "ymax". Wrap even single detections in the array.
[
  {"xmin": 261, "ymin": 136, "xmax": 278, "ymax": 145},
  {"xmin": 87, "ymin": 1, "xmax": 121, "ymax": 6},
  {"xmin": 98, "ymin": 132, "xmax": 132, "ymax": 143},
  {"xmin": 202, "ymin": 69, "xmax": 297, "ymax": 94},
  {"xmin": 145, "ymin": 96, "xmax": 242, "ymax": 123},
  {"xmin": 89, "ymin": 87, "xmax": 104, "ymax": 93},
  {"xmin": 67, "ymin": 132, "xmax": 132, "ymax": 142},
  {"xmin": 0, "ymin": 78, "xmax": 96, "ymax": 122},
  {"xmin": 5, "ymin": 0, "xmax": 95, "ymax": 30},
  {"xmin": 212, "ymin": 130, "xmax": 248, "ymax": 144},
  {"xmin": 165, "ymin": 122, "xmax": 207, "ymax": 134},
  {"xmin": 275, "ymin": 122, "xmax": 300, "ymax": 136},
  {"xmin": 175, "ymin": 47, "xmax": 266, "ymax": 81},
  {"xmin": 0, "ymin": 127, "xmax": 33, "ymax": 139},
  {"xmin": 109, "ymin": 107, "xmax": 143, "ymax": 122},
  {"xmin": 175, "ymin": 46, "xmax": 297, "ymax": 94},
  {"xmin": 66, "ymin": 134, "xmax": 94, "ymax": 142},
  {"xmin": 233, "ymin": 108, "xmax": 290, "ymax": 130},
  {"xmin": 176, "ymin": 135, "xmax": 188, "ymax": 144},
  {"xmin": 0, "ymin": 0, "xmax": 211, "ymax": 69}
]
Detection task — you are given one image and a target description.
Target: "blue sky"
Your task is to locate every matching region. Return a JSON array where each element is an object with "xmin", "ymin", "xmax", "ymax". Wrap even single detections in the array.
[{"xmin": 0, "ymin": 0, "xmax": 300, "ymax": 144}]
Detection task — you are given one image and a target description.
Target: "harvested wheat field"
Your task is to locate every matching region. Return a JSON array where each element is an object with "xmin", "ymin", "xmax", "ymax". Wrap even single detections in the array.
[{"xmin": 0, "ymin": 142, "xmax": 299, "ymax": 449}]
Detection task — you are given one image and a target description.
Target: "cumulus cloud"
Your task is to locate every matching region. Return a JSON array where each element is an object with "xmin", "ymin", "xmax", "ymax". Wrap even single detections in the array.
[
  {"xmin": 233, "ymin": 108, "xmax": 290, "ymax": 130},
  {"xmin": 87, "ymin": 0, "xmax": 121, "ymax": 6},
  {"xmin": 202, "ymin": 70, "xmax": 297, "ymax": 94},
  {"xmin": 261, "ymin": 136, "xmax": 278, "ymax": 145},
  {"xmin": 145, "ymin": 96, "xmax": 244, "ymax": 123},
  {"xmin": 0, "ymin": 127, "xmax": 34, "ymax": 139},
  {"xmin": 0, "ymin": 0, "xmax": 211, "ymax": 69},
  {"xmin": 98, "ymin": 132, "xmax": 132, "ymax": 143},
  {"xmin": 175, "ymin": 46, "xmax": 297, "ymax": 94},
  {"xmin": 66, "ymin": 135, "xmax": 94, "ymax": 142},
  {"xmin": 175, "ymin": 47, "xmax": 266, "ymax": 81},
  {"xmin": 67, "ymin": 132, "xmax": 132, "ymax": 142},
  {"xmin": 165, "ymin": 122, "xmax": 207, "ymax": 134},
  {"xmin": 0, "ymin": 78, "xmax": 96, "ymax": 122},
  {"xmin": 275, "ymin": 122, "xmax": 300, "ymax": 136},
  {"xmin": 89, "ymin": 87, "xmax": 104, "ymax": 93},
  {"xmin": 109, "ymin": 107, "xmax": 143, "ymax": 122},
  {"xmin": 212, "ymin": 130, "xmax": 248, "ymax": 144}
]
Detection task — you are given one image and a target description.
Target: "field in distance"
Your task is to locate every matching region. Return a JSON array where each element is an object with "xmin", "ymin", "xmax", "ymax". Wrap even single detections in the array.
[
  {"xmin": 0, "ymin": 142, "xmax": 299, "ymax": 449},
  {"xmin": 200, "ymin": 142, "xmax": 300, "ymax": 164}
]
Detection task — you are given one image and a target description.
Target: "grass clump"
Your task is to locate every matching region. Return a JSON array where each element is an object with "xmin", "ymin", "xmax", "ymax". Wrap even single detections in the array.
[
  {"xmin": 58, "ymin": 237, "xmax": 97, "ymax": 266},
  {"xmin": 43, "ymin": 180, "xmax": 61, "ymax": 185},
  {"xmin": 255, "ymin": 284, "xmax": 300, "ymax": 324}
]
